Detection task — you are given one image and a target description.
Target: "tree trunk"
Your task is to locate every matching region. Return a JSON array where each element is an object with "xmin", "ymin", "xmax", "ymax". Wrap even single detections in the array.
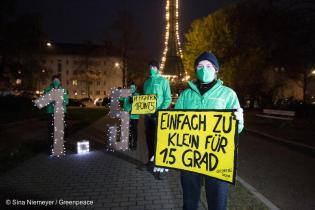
[
  {"xmin": 302, "ymin": 66, "xmax": 309, "ymax": 103},
  {"xmin": 122, "ymin": 57, "xmax": 127, "ymax": 87},
  {"xmin": 87, "ymin": 81, "xmax": 90, "ymax": 99}
]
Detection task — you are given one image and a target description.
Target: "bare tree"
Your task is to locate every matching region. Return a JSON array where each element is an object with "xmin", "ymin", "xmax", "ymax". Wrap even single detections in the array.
[{"xmin": 72, "ymin": 42, "xmax": 100, "ymax": 99}]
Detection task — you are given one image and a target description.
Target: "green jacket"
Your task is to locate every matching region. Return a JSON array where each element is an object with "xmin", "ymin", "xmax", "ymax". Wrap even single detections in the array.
[
  {"xmin": 143, "ymin": 75, "xmax": 172, "ymax": 110},
  {"xmin": 43, "ymin": 84, "xmax": 69, "ymax": 114},
  {"xmin": 122, "ymin": 92, "xmax": 140, "ymax": 120},
  {"xmin": 175, "ymin": 79, "xmax": 244, "ymax": 133}
]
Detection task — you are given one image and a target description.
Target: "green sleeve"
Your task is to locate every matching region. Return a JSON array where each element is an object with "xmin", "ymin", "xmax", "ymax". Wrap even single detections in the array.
[
  {"xmin": 174, "ymin": 91, "xmax": 185, "ymax": 109},
  {"xmin": 160, "ymin": 79, "xmax": 172, "ymax": 109},
  {"xmin": 44, "ymin": 86, "xmax": 52, "ymax": 94},
  {"xmin": 123, "ymin": 98, "xmax": 132, "ymax": 112}
]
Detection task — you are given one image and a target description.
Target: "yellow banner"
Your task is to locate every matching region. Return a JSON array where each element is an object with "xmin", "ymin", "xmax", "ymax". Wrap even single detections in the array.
[
  {"xmin": 155, "ymin": 110, "xmax": 238, "ymax": 184},
  {"xmin": 131, "ymin": 95, "xmax": 157, "ymax": 115}
]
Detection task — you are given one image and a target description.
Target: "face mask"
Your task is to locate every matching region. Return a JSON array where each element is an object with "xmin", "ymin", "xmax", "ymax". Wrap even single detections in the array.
[
  {"xmin": 150, "ymin": 67, "xmax": 158, "ymax": 77},
  {"xmin": 53, "ymin": 79, "xmax": 61, "ymax": 88},
  {"xmin": 130, "ymin": 85, "xmax": 136, "ymax": 93},
  {"xmin": 196, "ymin": 67, "xmax": 216, "ymax": 83}
]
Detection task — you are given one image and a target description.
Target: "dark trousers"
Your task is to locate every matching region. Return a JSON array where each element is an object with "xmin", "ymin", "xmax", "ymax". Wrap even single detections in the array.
[
  {"xmin": 129, "ymin": 119, "xmax": 138, "ymax": 150},
  {"xmin": 181, "ymin": 171, "xmax": 229, "ymax": 210},
  {"xmin": 144, "ymin": 115, "xmax": 157, "ymax": 161},
  {"xmin": 47, "ymin": 114, "xmax": 54, "ymax": 155}
]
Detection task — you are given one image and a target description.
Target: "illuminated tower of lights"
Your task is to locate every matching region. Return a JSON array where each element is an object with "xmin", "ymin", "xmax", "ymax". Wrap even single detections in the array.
[{"xmin": 160, "ymin": 0, "xmax": 186, "ymax": 80}]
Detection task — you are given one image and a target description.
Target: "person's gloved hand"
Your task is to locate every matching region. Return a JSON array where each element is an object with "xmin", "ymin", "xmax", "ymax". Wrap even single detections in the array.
[
  {"xmin": 233, "ymin": 106, "xmax": 245, "ymax": 133},
  {"xmin": 150, "ymin": 156, "xmax": 169, "ymax": 173},
  {"xmin": 233, "ymin": 105, "xmax": 244, "ymax": 122}
]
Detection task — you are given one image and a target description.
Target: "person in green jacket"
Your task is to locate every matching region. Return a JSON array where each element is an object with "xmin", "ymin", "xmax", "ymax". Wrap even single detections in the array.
[
  {"xmin": 121, "ymin": 82, "xmax": 140, "ymax": 150},
  {"xmin": 141, "ymin": 60, "xmax": 172, "ymax": 175},
  {"xmin": 175, "ymin": 52, "xmax": 244, "ymax": 210},
  {"xmin": 44, "ymin": 75, "xmax": 69, "ymax": 155}
]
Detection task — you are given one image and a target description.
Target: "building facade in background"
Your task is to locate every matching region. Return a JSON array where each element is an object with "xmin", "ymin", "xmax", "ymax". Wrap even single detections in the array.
[{"xmin": 37, "ymin": 43, "xmax": 123, "ymax": 100}]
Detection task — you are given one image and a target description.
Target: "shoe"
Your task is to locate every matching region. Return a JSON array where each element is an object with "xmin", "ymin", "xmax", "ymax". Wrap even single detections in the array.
[{"xmin": 154, "ymin": 172, "xmax": 164, "ymax": 180}]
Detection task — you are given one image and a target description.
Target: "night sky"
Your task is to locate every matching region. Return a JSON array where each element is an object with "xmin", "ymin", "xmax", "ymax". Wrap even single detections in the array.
[{"xmin": 15, "ymin": 0, "xmax": 237, "ymax": 59}]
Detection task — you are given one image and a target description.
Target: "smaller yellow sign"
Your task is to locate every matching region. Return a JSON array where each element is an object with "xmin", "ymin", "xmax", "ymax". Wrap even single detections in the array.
[{"xmin": 131, "ymin": 95, "xmax": 157, "ymax": 115}]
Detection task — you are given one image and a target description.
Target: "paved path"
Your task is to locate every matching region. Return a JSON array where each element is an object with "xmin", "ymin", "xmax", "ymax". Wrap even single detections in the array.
[{"xmin": 0, "ymin": 116, "xmax": 205, "ymax": 210}]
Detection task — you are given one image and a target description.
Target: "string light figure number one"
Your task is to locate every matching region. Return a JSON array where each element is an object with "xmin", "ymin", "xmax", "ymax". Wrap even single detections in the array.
[
  {"xmin": 34, "ymin": 89, "xmax": 66, "ymax": 157},
  {"xmin": 108, "ymin": 88, "xmax": 131, "ymax": 151}
]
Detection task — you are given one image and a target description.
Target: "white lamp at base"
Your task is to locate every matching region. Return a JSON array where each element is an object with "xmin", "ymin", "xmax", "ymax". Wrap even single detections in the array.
[{"xmin": 77, "ymin": 140, "xmax": 90, "ymax": 154}]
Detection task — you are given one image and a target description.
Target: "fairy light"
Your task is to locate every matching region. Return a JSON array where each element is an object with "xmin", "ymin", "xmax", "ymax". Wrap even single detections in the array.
[
  {"xmin": 34, "ymin": 88, "xmax": 66, "ymax": 157},
  {"xmin": 107, "ymin": 88, "xmax": 131, "ymax": 151},
  {"xmin": 160, "ymin": 0, "xmax": 183, "ymax": 72},
  {"xmin": 77, "ymin": 140, "xmax": 89, "ymax": 154}
]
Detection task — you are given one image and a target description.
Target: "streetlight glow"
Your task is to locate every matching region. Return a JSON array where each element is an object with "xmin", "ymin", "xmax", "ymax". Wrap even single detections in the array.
[{"xmin": 46, "ymin": 42, "xmax": 52, "ymax": 47}]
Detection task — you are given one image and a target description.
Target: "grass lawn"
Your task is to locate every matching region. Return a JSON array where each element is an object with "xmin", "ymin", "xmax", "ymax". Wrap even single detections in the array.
[
  {"xmin": 0, "ymin": 107, "xmax": 106, "ymax": 174},
  {"xmin": 200, "ymin": 181, "xmax": 268, "ymax": 210},
  {"xmin": 228, "ymin": 183, "xmax": 268, "ymax": 210},
  {"xmin": 67, "ymin": 107, "xmax": 107, "ymax": 126}
]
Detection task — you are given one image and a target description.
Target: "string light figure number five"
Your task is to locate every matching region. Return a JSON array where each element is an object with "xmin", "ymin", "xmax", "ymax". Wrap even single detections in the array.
[
  {"xmin": 34, "ymin": 89, "xmax": 66, "ymax": 157},
  {"xmin": 108, "ymin": 88, "xmax": 131, "ymax": 151}
]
